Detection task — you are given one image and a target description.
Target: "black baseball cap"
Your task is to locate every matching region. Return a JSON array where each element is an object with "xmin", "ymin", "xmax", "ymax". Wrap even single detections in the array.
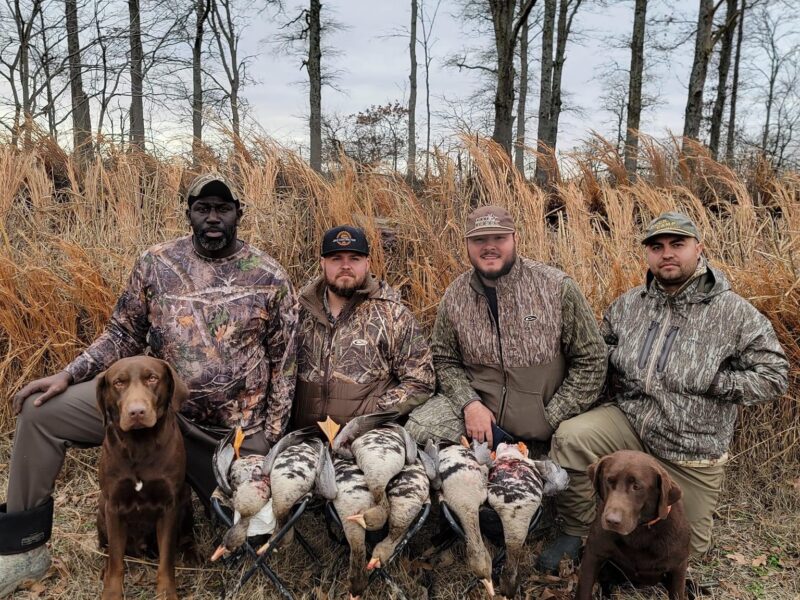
[{"xmin": 321, "ymin": 225, "xmax": 370, "ymax": 256}]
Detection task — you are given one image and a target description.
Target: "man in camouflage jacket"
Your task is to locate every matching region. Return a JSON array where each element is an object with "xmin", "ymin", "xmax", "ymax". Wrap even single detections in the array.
[
  {"xmin": 539, "ymin": 211, "xmax": 789, "ymax": 570},
  {"xmin": 1, "ymin": 174, "xmax": 298, "ymax": 596},
  {"xmin": 406, "ymin": 206, "xmax": 607, "ymax": 449},
  {"xmin": 292, "ymin": 225, "xmax": 435, "ymax": 428}
]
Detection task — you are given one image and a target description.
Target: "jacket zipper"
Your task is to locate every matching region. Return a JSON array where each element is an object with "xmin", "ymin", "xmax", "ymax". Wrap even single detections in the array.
[
  {"xmin": 656, "ymin": 326, "xmax": 680, "ymax": 372},
  {"xmin": 321, "ymin": 323, "xmax": 335, "ymax": 415},
  {"xmin": 637, "ymin": 321, "xmax": 661, "ymax": 369},
  {"xmin": 640, "ymin": 302, "xmax": 672, "ymax": 439},
  {"xmin": 482, "ymin": 294, "xmax": 509, "ymax": 425}
]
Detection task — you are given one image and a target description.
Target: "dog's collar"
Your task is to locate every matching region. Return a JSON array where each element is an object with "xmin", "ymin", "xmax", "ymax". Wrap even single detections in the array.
[{"xmin": 643, "ymin": 504, "xmax": 672, "ymax": 528}]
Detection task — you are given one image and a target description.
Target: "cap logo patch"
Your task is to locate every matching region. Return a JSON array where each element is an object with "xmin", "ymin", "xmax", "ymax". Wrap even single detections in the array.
[
  {"xmin": 474, "ymin": 214, "xmax": 501, "ymax": 228},
  {"xmin": 334, "ymin": 231, "xmax": 357, "ymax": 246},
  {"xmin": 523, "ymin": 315, "xmax": 537, "ymax": 322},
  {"xmin": 654, "ymin": 220, "xmax": 678, "ymax": 231}
]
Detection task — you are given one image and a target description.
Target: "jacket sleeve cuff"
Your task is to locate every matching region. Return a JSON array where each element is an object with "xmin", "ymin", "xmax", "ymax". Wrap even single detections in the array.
[{"xmin": 706, "ymin": 371, "xmax": 730, "ymax": 398}]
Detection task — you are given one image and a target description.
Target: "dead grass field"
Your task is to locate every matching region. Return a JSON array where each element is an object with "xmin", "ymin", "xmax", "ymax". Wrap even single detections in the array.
[{"xmin": 0, "ymin": 134, "xmax": 798, "ymax": 598}]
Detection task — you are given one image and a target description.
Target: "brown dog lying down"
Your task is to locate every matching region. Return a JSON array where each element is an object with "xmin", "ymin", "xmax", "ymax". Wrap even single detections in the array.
[
  {"xmin": 576, "ymin": 449, "xmax": 690, "ymax": 600},
  {"xmin": 96, "ymin": 356, "xmax": 193, "ymax": 600}
]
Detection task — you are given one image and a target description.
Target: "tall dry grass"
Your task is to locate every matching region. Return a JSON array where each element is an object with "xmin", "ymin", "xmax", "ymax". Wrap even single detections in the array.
[{"xmin": 0, "ymin": 133, "xmax": 797, "ymax": 471}]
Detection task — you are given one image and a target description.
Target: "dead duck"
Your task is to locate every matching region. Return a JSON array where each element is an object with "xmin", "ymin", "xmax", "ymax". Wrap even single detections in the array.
[
  {"xmin": 256, "ymin": 432, "xmax": 337, "ymax": 553},
  {"xmin": 210, "ymin": 428, "xmax": 271, "ymax": 560},
  {"xmin": 321, "ymin": 412, "xmax": 416, "ymax": 531},
  {"xmin": 331, "ymin": 455, "xmax": 378, "ymax": 600},
  {"xmin": 432, "ymin": 437, "xmax": 495, "ymax": 597},
  {"xmin": 487, "ymin": 442, "xmax": 569, "ymax": 598}
]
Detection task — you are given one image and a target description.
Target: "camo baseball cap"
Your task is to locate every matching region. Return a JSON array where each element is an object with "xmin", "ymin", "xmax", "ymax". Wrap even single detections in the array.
[
  {"xmin": 185, "ymin": 173, "xmax": 239, "ymax": 207},
  {"xmin": 465, "ymin": 205, "xmax": 516, "ymax": 238},
  {"xmin": 641, "ymin": 211, "xmax": 700, "ymax": 245}
]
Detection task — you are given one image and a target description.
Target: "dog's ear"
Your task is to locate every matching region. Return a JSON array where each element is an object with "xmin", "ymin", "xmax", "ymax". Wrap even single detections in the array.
[
  {"xmin": 95, "ymin": 370, "xmax": 110, "ymax": 427},
  {"xmin": 162, "ymin": 360, "xmax": 189, "ymax": 412},
  {"xmin": 587, "ymin": 455, "xmax": 609, "ymax": 500},
  {"xmin": 656, "ymin": 465, "xmax": 682, "ymax": 520}
]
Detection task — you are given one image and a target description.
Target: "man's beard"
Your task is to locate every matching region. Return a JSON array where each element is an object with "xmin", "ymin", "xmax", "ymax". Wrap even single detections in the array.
[
  {"xmin": 474, "ymin": 253, "xmax": 516, "ymax": 281},
  {"xmin": 195, "ymin": 225, "xmax": 236, "ymax": 252},
  {"xmin": 326, "ymin": 273, "xmax": 367, "ymax": 299}
]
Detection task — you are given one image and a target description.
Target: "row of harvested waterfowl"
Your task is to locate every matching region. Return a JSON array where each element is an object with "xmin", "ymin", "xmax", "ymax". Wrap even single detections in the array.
[{"xmin": 211, "ymin": 411, "xmax": 569, "ymax": 599}]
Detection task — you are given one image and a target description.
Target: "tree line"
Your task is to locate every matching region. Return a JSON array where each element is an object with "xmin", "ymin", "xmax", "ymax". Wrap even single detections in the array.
[{"xmin": 1, "ymin": 0, "xmax": 798, "ymax": 180}]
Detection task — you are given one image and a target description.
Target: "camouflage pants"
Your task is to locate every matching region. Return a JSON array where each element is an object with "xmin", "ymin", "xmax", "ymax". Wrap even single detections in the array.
[
  {"xmin": 551, "ymin": 403, "xmax": 725, "ymax": 556},
  {"xmin": 405, "ymin": 393, "xmax": 466, "ymax": 444}
]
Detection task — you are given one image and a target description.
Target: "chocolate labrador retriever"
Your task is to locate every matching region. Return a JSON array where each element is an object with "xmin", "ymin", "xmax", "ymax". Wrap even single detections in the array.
[
  {"xmin": 96, "ymin": 356, "xmax": 192, "ymax": 600},
  {"xmin": 576, "ymin": 450, "xmax": 690, "ymax": 600}
]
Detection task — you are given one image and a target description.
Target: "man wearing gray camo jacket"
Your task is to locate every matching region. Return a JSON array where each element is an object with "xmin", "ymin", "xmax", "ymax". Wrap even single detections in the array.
[{"xmin": 538, "ymin": 211, "xmax": 789, "ymax": 571}]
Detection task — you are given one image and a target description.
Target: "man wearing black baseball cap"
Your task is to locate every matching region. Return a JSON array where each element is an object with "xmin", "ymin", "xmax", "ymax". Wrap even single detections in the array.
[{"xmin": 292, "ymin": 225, "xmax": 435, "ymax": 429}]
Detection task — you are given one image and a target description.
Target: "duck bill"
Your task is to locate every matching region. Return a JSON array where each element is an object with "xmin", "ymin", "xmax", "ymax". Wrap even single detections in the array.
[
  {"xmin": 256, "ymin": 540, "xmax": 271, "ymax": 555},
  {"xmin": 345, "ymin": 513, "xmax": 367, "ymax": 529},
  {"xmin": 366, "ymin": 557, "xmax": 380, "ymax": 571},
  {"xmin": 460, "ymin": 436, "xmax": 470, "ymax": 448},
  {"xmin": 481, "ymin": 578, "xmax": 495, "ymax": 597},
  {"xmin": 210, "ymin": 545, "xmax": 227, "ymax": 562}
]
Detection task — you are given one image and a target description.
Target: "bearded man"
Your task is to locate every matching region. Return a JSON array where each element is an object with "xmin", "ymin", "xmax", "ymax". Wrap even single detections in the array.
[
  {"xmin": 0, "ymin": 174, "xmax": 298, "ymax": 596},
  {"xmin": 291, "ymin": 225, "xmax": 435, "ymax": 428},
  {"xmin": 406, "ymin": 205, "xmax": 607, "ymax": 451}
]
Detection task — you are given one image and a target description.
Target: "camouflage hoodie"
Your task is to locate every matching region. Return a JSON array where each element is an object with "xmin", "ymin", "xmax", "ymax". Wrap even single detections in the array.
[
  {"xmin": 602, "ymin": 260, "xmax": 789, "ymax": 463},
  {"xmin": 64, "ymin": 236, "xmax": 299, "ymax": 442},
  {"xmin": 293, "ymin": 274, "xmax": 435, "ymax": 428}
]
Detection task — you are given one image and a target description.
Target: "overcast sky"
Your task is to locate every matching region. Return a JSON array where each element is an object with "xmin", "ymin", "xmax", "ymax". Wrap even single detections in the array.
[{"xmin": 236, "ymin": 0, "xmax": 698, "ymax": 155}]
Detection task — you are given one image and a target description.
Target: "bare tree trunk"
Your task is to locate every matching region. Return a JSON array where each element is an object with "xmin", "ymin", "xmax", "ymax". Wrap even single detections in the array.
[
  {"xmin": 725, "ymin": 0, "xmax": 745, "ymax": 162},
  {"xmin": 709, "ymin": 0, "xmax": 737, "ymax": 160},
  {"xmin": 193, "ymin": 0, "xmax": 210, "ymax": 165},
  {"xmin": 624, "ymin": 0, "xmax": 647, "ymax": 175},
  {"xmin": 38, "ymin": 9, "xmax": 57, "ymax": 138},
  {"xmin": 683, "ymin": 0, "xmax": 715, "ymax": 142},
  {"xmin": 308, "ymin": 0, "xmax": 322, "ymax": 172},
  {"xmin": 128, "ymin": 0, "xmax": 145, "ymax": 149},
  {"xmin": 13, "ymin": 0, "xmax": 42, "ymax": 147},
  {"xmin": 210, "ymin": 0, "xmax": 243, "ymax": 140},
  {"xmin": 490, "ymin": 0, "xmax": 536, "ymax": 155},
  {"xmin": 514, "ymin": 3, "xmax": 529, "ymax": 174},
  {"xmin": 534, "ymin": 0, "xmax": 555, "ymax": 185},
  {"xmin": 66, "ymin": 0, "xmax": 93, "ymax": 163},
  {"xmin": 420, "ymin": 0, "xmax": 441, "ymax": 177},
  {"xmin": 407, "ymin": 0, "xmax": 417, "ymax": 181}
]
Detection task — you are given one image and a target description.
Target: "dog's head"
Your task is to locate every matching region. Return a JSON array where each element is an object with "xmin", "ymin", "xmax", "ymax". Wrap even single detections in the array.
[
  {"xmin": 588, "ymin": 449, "xmax": 682, "ymax": 535},
  {"xmin": 97, "ymin": 357, "xmax": 188, "ymax": 432}
]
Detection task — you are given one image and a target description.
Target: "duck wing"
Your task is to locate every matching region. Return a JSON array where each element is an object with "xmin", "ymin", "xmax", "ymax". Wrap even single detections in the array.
[
  {"xmin": 315, "ymin": 442, "xmax": 338, "ymax": 500},
  {"xmin": 532, "ymin": 458, "xmax": 570, "ymax": 495},
  {"xmin": 262, "ymin": 425, "xmax": 319, "ymax": 475},
  {"xmin": 384, "ymin": 423, "xmax": 418, "ymax": 464},
  {"xmin": 212, "ymin": 429, "xmax": 237, "ymax": 496},
  {"xmin": 332, "ymin": 410, "xmax": 399, "ymax": 457}
]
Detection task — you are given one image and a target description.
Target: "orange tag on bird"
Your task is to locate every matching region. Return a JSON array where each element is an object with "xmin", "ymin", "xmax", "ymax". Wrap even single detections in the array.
[{"xmin": 517, "ymin": 441, "xmax": 528, "ymax": 456}]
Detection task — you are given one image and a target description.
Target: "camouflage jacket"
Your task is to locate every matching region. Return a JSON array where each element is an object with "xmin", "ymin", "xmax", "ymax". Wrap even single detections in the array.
[
  {"xmin": 293, "ymin": 274, "xmax": 435, "ymax": 428},
  {"xmin": 64, "ymin": 236, "xmax": 299, "ymax": 441},
  {"xmin": 603, "ymin": 261, "xmax": 788, "ymax": 463},
  {"xmin": 433, "ymin": 257, "xmax": 607, "ymax": 441}
]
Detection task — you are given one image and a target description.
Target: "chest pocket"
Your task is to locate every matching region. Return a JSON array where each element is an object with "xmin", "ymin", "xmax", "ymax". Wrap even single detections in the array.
[{"xmin": 657, "ymin": 326, "xmax": 735, "ymax": 394}]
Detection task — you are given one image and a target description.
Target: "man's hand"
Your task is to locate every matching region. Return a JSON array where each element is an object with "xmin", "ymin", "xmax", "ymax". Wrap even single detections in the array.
[
  {"xmin": 13, "ymin": 371, "xmax": 73, "ymax": 415},
  {"xmin": 463, "ymin": 400, "xmax": 496, "ymax": 447}
]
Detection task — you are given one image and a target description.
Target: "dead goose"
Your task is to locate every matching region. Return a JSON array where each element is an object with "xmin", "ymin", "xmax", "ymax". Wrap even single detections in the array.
[
  {"xmin": 331, "ymin": 456, "xmax": 378, "ymax": 600},
  {"xmin": 321, "ymin": 412, "xmax": 416, "ymax": 531},
  {"xmin": 210, "ymin": 428, "xmax": 271, "ymax": 560},
  {"xmin": 487, "ymin": 442, "xmax": 569, "ymax": 598},
  {"xmin": 433, "ymin": 437, "xmax": 495, "ymax": 597},
  {"xmin": 357, "ymin": 448, "xmax": 436, "ymax": 571},
  {"xmin": 256, "ymin": 433, "xmax": 337, "ymax": 553}
]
